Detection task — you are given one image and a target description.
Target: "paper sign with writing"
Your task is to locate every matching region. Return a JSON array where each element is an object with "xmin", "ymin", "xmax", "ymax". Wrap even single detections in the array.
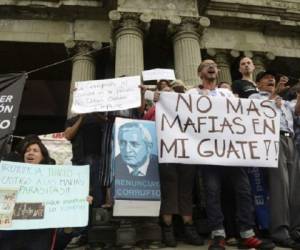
[
  {"xmin": 142, "ymin": 69, "xmax": 176, "ymax": 82},
  {"xmin": 156, "ymin": 92, "xmax": 280, "ymax": 168},
  {"xmin": 0, "ymin": 161, "xmax": 89, "ymax": 229},
  {"xmin": 39, "ymin": 133, "xmax": 72, "ymax": 165},
  {"xmin": 71, "ymin": 76, "xmax": 141, "ymax": 113}
]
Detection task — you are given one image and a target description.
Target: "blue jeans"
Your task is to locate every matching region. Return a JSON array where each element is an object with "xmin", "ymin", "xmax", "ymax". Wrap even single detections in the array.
[{"xmin": 202, "ymin": 166, "xmax": 255, "ymax": 235}]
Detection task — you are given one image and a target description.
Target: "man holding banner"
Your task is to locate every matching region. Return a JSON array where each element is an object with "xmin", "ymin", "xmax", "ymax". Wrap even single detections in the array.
[
  {"xmin": 186, "ymin": 60, "xmax": 275, "ymax": 250},
  {"xmin": 64, "ymin": 113, "xmax": 106, "ymax": 207},
  {"xmin": 249, "ymin": 71, "xmax": 300, "ymax": 249}
]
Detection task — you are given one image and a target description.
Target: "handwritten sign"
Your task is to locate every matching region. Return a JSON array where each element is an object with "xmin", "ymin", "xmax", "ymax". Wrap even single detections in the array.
[
  {"xmin": 71, "ymin": 76, "xmax": 141, "ymax": 113},
  {"xmin": 156, "ymin": 92, "xmax": 280, "ymax": 168},
  {"xmin": 142, "ymin": 68, "xmax": 176, "ymax": 82},
  {"xmin": 39, "ymin": 133, "xmax": 72, "ymax": 165},
  {"xmin": 0, "ymin": 161, "xmax": 89, "ymax": 229}
]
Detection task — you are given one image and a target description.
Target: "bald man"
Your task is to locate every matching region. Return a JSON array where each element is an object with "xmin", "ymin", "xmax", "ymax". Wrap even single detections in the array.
[{"xmin": 232, "ymin": 57, "xmax": 258, "ymax": 98}]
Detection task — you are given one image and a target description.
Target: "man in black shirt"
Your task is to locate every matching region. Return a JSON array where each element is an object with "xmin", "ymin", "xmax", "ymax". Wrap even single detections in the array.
[
  {"xmin": 232, "ymin": 57, "xmax": 258, "ymax": 98},
  {"xmin": 65, "ymin": 113, "xmax": 106, "ymax": 206}
]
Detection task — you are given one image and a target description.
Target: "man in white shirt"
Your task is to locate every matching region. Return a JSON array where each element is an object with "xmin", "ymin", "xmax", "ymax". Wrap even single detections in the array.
[{"xmin": 191, "ymin": 59, "xmax": 274, "ymax": 250}]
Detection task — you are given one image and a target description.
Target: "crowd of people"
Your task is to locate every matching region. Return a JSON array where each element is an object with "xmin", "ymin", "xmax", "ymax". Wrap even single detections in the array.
[
  {"xmin": 141, "ymin": 57, "xmax": 300, "ymax": 250},
  {"xmin": 1, "ymin": 56, "xmax": 300, "ymax": 250}
]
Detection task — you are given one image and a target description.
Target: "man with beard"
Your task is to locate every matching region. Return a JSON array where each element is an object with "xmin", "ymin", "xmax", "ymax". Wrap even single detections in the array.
[
  {"xmin": 232, "ymin": 57, "xmax": 258, "ymax": 98},
  {"xmin": 187, "ymin": 59, "xmax": 275, "ymax": 250}
]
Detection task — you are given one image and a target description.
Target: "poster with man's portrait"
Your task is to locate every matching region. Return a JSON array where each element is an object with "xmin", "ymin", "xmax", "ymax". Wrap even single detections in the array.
[{"xmin": 113, "ymin": 118, "xmax": 161, "ymax": 216}]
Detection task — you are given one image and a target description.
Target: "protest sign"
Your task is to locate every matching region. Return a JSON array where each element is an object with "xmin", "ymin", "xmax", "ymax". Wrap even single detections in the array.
[
  {"xmin": 71, "ymin": 76, "xmax": 141, "ymax": 114},
  {"xmin": 0, "ymin": 161, "xmax": 89, "ymax": 230},
  {"xmin": 142, "ymin": 68, "xmax": 176, "ymax": 84},
  {"xmin": 113, "ymin": 118, "xmax": 161, "ymax": 216},
  {"xmin": 39, "ymin": 133, "xmax": 72, "ymax": 165},
  {"xmin": 156, "ymin": 92, "xmax": 280, "ymax": 168},
  {"xmin": 0, "ymin": 73, "xmax": 26, "ymax": 157}
]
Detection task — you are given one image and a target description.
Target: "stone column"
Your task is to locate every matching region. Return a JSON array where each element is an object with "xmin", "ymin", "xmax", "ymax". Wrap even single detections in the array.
[
  {"xmin": 207, "ymin": 49, "xmax": 232, "ymax": 84},
  {"xmin": 172, "ymin": 17, "xmax": 210, "ymax": 87},
  {"xmin": 252, "ymin": 54, "xmax": 266, "ymax": 81},
  {"xmin": 110, "ymin": 11, "xmax": 145, "ymax": 77},
  {"xmin": 65, "ymin": 40, "xmax": 98, "ymax": 118}
]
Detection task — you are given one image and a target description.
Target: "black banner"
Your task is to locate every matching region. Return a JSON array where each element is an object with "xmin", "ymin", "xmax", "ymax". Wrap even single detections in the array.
[{"xmin": 0, "ymin": 73, "xmax": 26, "ymax": 157}]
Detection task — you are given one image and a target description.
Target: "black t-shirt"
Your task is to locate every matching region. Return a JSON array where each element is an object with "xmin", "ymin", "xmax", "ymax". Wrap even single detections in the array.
[
  {"xmin": 66, "ymin": 114, "xmax": 104, "ymax": 164},
  {"xmin": 232, "ymin": 79, "xmax": 258, "ymax": 98}
]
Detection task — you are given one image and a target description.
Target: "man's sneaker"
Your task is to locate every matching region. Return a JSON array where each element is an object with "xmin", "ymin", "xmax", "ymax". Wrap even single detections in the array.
[
  {"xmin": 184, "ymin": 224, "xmax": 204, "ymax": 246},
  {"xmin": 67, "ymin": 234, "xmax": 88, "ymax": 248},
  {"xmin": 239, "ymin": 236, "xmax": 275, "ymax": 250},
  {"xmin": 209, "ymin": 236, "xmax": 226, "ymax": 250},
  {"xmin": 274, "ymin": 238, "xmax": 300, "ymax": 249},
  {"xmin": 162, "ymin": 224, "xmax": 177, "ymax": 247},
  {"xmin": 226, "ymin": 237, "xmax": 238, "ymax": 246},
  {"xmin": 291, "ymin": 230, "xmax": 300, "ymax": 243}
]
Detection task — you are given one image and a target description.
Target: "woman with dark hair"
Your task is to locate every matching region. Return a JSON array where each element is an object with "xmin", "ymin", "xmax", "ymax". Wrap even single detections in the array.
[
  {"xmin": 21, "ymin": 139, "xmax": 53, "ymax": 165},
  {"xmin": 0, "ymin": 138, "xmax": 56, "ymax": 250}
]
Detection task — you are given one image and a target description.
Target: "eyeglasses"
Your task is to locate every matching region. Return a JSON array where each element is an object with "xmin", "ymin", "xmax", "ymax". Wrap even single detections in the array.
[
  {"xmin": 202, "ymin": 63, "xmax": 217, "ymax": 68},
  {"xmin": 198, "ymin": 62, "xmax": 218, "ymax": 72}
]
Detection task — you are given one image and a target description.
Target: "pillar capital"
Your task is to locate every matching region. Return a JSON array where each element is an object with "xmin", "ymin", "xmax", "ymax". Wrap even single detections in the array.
[
  {"xmin": 252, "ymin": 53, "xmax": 267, "ymax": 68},
  {"xmin": 169, "ymin": 16, "xmax": 210, "ymax": 39},
  {"xmin": 207, "ymin": 49, "xmax": 232, "ymax": 66},
  {"xmin": 266, "ymin": 52, "xmax": 276, "ymax": 61},
  {"xmin": 230, "ymin": 50, "xmax": 240, "ymax": 58},
  {"xmin": 109, "ymin": 11, "xmax": 149, "ymax": 35},
  {"xmin": 64, "ymin": 40, "xmax": 101, "ymax": 57},
  {"xmin": 243, "ymin": 51, "xmax": 254, "ymax": 58},
  {"xmin": 206, "ymin": 48, "xmax": 217, "ymax": 57}
]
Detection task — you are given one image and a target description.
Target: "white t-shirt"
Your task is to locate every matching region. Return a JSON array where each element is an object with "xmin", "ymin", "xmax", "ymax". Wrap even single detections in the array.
[{"xmin": 186, "ymin": 87, "xmax": 235, "ymax": 98}]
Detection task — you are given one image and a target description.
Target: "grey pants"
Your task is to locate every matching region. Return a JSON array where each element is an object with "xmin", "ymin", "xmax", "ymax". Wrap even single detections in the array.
[{"xmin": 269, "ymin": 135, "xmax": 300, "ymax": 240}]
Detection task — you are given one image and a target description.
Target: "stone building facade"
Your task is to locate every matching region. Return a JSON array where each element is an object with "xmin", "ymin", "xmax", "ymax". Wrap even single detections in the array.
[{"xmin": 0, "ymin": 0, "xmax": 300, "ymax": 134}]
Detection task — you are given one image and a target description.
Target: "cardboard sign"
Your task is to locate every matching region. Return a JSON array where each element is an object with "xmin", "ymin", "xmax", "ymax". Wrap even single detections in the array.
[
  {"xmin": 142, "ymin": 68, "xmax": 176, "ymax": 84},
  {"xmin": 39, "ymin": 133, "xmax": 72, "ymax": 165},
  {"xmin": 156, "ymin": 92, "xmax": 280, "ymax": 168},
  {"xmin": 0, "ymin": 161, "xmax": 90, "ymax": 229},
  {"xmin": 72, "ymin": 76, "xmax": 141, "ymax": 113},
  {"xmin": 113, "ymin": 118, "xmax": 161, "ymax": 216}
]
